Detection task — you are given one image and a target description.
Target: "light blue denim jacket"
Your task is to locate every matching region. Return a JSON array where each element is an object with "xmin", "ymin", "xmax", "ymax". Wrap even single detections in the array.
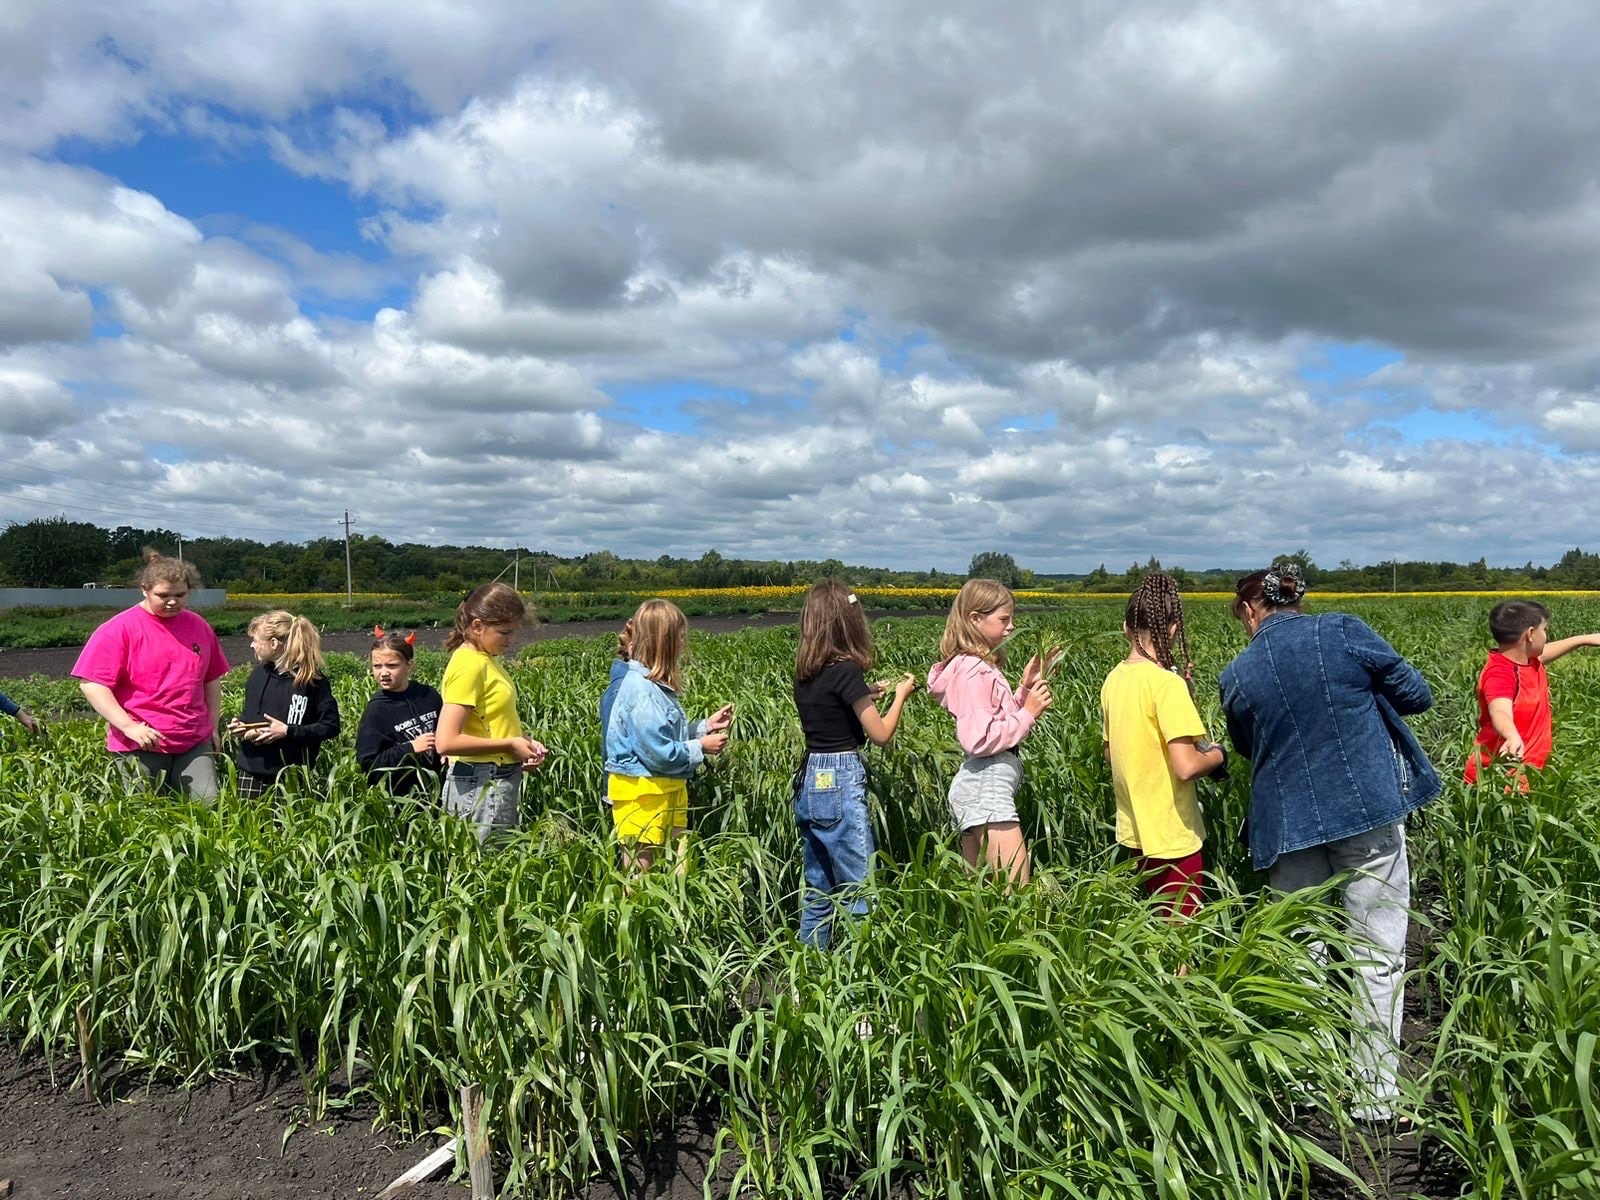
[
  {"xmin": 602, "ymin": 661, "xmax": 709, "ymax": 779},
  {"xmin": 1218, "ymin": 610, "xmax": 1440, "ymax": 870}
]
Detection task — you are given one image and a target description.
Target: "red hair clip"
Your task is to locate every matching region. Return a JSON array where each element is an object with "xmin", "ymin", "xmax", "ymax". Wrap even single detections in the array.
[
  {"xmin": 373, "ymin": 625, "xmax": 385, "ymax": 637},
  {"xmin": 404, "ymin": 631, "xmax": 416, "ymax": 646}
]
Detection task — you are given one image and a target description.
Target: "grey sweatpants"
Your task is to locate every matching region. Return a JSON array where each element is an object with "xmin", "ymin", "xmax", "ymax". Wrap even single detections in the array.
[
  {"xmin": 1269, "ymin": 820, "xmax": 1410, "ymax": 1118},
  {"xmin": 123, "ymin": 745, "xmax": 220, "ymax": 803}
]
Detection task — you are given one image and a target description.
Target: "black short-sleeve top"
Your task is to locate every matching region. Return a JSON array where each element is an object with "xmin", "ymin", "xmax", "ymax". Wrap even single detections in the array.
[{"xmin": 794, "ymin": 660, "xmax": 872, "ymax": 752}]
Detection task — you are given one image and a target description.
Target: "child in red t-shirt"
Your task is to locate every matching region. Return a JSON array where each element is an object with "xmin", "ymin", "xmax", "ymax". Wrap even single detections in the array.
[{"xmin": 1465, "ymin": 600, "xmax": 1600, "ymax": 783}]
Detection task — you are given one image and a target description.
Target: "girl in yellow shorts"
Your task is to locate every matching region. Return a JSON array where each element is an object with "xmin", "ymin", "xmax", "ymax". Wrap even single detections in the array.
[{"xmin": 602, "ymin": 599, "xmax": 734, "ymax": 871}]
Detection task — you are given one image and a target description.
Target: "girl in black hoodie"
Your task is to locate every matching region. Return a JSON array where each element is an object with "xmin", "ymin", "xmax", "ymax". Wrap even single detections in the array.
[
  {"xmin": 355, "ymin": 628, "xmax": 443, "ymax": 794},
  {"xmin": 228, "ymin": 610, "xmax": 341, "ymax": 797}
]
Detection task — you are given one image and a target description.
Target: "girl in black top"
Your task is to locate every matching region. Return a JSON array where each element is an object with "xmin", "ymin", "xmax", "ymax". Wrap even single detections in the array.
[
  {"xmin": 791, "ymin": 580, "xmax": 916, "ymax": 948},
  {"xmin": 228, "ymin": 610, "xmax": 341, "ymax": 797},
  {"xmin": 355, "ymin": 628, "xmax": 443, "ymax": 794}
]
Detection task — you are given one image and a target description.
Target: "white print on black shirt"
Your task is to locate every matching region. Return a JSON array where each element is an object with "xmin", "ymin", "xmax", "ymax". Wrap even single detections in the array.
[
  {"xmin": 287, "ymin": 694, "xmax": 308, "ymax": 726},
  {"xmin": 392, "ymin": 712, "xmax": 437, "ymax": 741}
]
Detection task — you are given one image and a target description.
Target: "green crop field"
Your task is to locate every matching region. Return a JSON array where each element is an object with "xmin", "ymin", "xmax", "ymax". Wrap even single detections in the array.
[{"xmin": 2, "ymin": 596, "xmax": 1597, "ymax": 1197}]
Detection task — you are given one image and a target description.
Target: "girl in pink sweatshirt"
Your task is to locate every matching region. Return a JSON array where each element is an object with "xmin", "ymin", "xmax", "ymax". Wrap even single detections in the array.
[{"xmin": 926, "ymin": 578, "xmax": 1053, "ymax": 884}]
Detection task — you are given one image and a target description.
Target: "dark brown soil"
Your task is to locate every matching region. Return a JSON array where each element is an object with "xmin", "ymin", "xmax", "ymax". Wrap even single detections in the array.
[{"xmin": 0, "ymin": 1045, "xmax": 464, "ymax": 1200}]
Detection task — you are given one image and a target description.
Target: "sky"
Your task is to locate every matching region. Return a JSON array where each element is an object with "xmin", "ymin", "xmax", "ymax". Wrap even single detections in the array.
[{"xmin": 3, "ymin": 1, "xmax": 1600, "ymax": 573}]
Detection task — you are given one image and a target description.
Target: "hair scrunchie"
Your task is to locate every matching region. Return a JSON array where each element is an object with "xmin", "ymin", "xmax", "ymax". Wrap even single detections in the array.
[{"xmin": 1263, "ymin": 562, "xmax": 1307, "ymax": 606}]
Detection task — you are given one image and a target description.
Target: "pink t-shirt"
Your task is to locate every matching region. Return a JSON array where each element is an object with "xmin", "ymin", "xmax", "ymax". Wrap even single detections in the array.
[{"xmin": 72, "ymin": 606, "xmax": 230, "ymax": 753}]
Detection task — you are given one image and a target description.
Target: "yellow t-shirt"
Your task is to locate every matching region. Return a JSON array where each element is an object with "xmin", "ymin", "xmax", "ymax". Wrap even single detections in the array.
[
  {"xmin": 1100, "ymin": 660, "xmax": 1208, "ymax": 859},
  {"xmin": 440, "ymin": 646, "xmax": 523, "ymax": 764}
]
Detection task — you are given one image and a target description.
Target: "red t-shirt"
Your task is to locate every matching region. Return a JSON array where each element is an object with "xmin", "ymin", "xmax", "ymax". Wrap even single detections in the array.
[{"xmin": 1464, "ymin": 650, "xmax": 1551, "ymax": 784}]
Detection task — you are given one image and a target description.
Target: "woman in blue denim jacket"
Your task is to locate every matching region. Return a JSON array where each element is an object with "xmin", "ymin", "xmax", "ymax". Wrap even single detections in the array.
[{"xmin": 1218, "ymin": 564, "xmax": 1439, "ymax": 1124}]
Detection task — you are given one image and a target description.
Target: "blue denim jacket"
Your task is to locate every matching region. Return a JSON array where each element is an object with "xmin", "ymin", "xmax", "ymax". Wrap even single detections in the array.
[
  {"xmin": 602, "ymin": 661, "xmax": 709, "ymax": 779},
  {"xmin": 599, "ymin": 658, "xmax": 628, "ymax": 763},
  {"xmin": 1218, "ymin": 611, "xmax": 1440, "ymax": 870}
]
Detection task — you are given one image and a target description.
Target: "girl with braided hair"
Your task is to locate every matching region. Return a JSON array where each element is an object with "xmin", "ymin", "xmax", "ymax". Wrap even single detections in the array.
[{"xmin": 1099, "ymin": 573, "xmax": 1225, "ymax": 917}]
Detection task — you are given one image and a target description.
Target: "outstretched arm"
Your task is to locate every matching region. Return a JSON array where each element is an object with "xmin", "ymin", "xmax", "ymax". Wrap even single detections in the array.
[{"xmin": 1541, "ymin": 632, "xmax": 1600, "ymax": 665}]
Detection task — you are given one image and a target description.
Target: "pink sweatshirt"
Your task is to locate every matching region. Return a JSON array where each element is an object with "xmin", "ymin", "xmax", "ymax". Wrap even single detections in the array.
[{"xmin": 926, "ymin": 654, "xmax": 1037, "ymax": 757}]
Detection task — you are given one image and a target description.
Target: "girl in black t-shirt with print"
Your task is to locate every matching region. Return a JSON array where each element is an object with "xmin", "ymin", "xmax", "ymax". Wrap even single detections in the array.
[{"xmin": 792, "ymin": 580, "xmax": 917, "ymax": 948}]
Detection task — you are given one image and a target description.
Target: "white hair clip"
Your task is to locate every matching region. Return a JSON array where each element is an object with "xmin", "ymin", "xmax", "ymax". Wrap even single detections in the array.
[{"xmin": 847, "ymin": 593, "xmax": 859, "ymax": 604}]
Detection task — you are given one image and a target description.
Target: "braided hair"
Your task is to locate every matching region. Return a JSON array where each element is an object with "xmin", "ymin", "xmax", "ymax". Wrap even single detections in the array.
[{"xmin": 1124, "ymin": 572, "xmax": 1192, "ymax": 679}]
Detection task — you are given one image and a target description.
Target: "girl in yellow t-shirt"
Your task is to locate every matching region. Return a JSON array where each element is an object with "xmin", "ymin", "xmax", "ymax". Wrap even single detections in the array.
[
  {"xmin": 436, "ymin": 582, "xmax": 548, "ymax": 842},
  {"xmin": 1099, "ymin": 573, "xmax": 1226, "ymax": 917}
]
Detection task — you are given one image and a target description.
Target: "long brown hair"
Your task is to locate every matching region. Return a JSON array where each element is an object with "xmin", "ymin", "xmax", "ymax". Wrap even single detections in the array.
[
  {"xmin": 248, "ymin": 610, "xmax": 326, "ymax": 687},
  {"xmin": 937, "ymin": 578, "xmax": 1014, "ymax": 667},
  {"xmin": 629, "ymin": 599, "xmax": 688, "ymax": 693},
  {"xmin": 444, "ymin": 582, "xmax": 530, "ymax": 651},
  {"xmin": 1124, "ymin": 572, "xmax": 1191, "ymax": 676},
  {"xmin": 795, "ymin": 579, "xmax": 874, "ymax": 682},
  {"xmin": 137, "ymin": 547, "xmax": 201, "ymax": 591}
]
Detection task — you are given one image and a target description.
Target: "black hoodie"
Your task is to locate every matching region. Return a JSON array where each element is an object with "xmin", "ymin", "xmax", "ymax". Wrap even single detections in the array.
[
  {"xmin": 354, "ymin": 682, "xmax": 443, "ymax": 793},
  {"xmin": 236, "ymin": 663, "xmax": 341, "ymax": 780}
]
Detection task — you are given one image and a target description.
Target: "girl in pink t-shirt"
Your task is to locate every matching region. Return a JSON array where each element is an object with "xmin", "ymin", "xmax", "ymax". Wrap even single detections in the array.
[{"xmin": 72, "ymin": 550, "xmax": 229, "ymax": 800}]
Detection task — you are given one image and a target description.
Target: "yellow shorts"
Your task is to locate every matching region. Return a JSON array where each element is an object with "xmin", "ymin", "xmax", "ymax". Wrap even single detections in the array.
[{"xmin": 608, "ymin": 774, "xmax": 689, "ymax": 845}]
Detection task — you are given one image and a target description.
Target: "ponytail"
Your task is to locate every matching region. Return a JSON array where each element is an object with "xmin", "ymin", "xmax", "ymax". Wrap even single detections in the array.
[
  {"xmin": 444, "ymin": 582, "xmax": 530, "ymax": 651},
  {"xmin": 248, "ymin": 610, "xmax": 326, "ymax": 687}
]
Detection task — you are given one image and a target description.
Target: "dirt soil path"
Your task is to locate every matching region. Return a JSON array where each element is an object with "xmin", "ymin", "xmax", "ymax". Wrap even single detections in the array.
[
  {"xmin": 0, "ymin": 1046, "xmax": 463, "ymax": 1200},
  {"xmin": 0, "ymin": 610, "xmax": 952, "ymax": 682}
]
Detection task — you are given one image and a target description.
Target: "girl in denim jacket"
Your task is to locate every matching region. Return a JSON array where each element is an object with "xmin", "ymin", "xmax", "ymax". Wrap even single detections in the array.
[
  {"xmin": 792, "ymin": 581, "xmax": 917, "ymax": 948},
  {"xmin": 926, "ymin": 579, "xmax": 1052, "ymax": 886},
  {"xmin": 602, "ymin": 599, "xmax": 734, "ymax": 873}
]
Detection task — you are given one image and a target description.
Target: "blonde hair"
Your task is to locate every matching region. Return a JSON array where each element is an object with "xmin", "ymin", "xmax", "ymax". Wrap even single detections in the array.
[
  {"xmin": 629, "ymin": 599, "xmax": 688, "ymax": 693},
  {"xmin": 137, "ymin": 547, "xmax": 201, "ymax": 591},
  {"xmin": 937, "ymin": 578, "xmax": 1015, "ymax": 667},
  {"xmin": 795, "ymin": 579, "xmax": 874, "ymax": 682},
  {"xmin": 248, "ymin": 610, "xmax": 326, "ymax": 687},
  {"xmin": 444, "ymin": 582, "xmax": 530, "ymax": 652}
]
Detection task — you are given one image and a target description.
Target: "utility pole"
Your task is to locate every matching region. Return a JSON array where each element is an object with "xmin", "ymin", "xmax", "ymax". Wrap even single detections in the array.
[
  {"xmin": 176, "ymin": 534, "xmax": 183, "ymax": 562},
  {"xmin": 1392, "ymin": 559, "xmax": 1397, "ymax": 593},
  {"xmin": 341, "ymin": 510, "xmax": 354, "ymax": 605},
  {"xmin": 514, "ymin": 550, "xmax": 520, "ymax": 591}
]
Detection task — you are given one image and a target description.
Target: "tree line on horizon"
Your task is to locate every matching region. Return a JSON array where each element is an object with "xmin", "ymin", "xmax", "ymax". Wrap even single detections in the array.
[{"xmin": 2, "ymin": 516, "xmax": 1599, "ymax": 596}]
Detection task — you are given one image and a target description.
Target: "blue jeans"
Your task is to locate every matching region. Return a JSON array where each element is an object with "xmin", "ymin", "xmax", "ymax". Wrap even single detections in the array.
[{"xmin": 794, "ymin": 752, "xmax": 873, "ymax": 949}]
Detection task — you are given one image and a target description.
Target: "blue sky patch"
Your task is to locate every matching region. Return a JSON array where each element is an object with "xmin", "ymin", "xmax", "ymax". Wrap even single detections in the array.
[
  {"xmin": 606, "ymin": 380, "xmax": 754, "ymax": 432},
  {"xmin": 59, "ymin": 119, "xmax": 378, "ymax": 258},
  {"xmin": 1299, "ymin": 339, "xmax": 1404, "ymax": 385}
]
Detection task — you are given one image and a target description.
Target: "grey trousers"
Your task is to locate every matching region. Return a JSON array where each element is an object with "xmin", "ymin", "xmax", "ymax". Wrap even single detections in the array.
[
  {"xmin": 124, "ymin": 745, "xmax": 220, "ymax": 803},
  {"xmin": 1269, "ymin": 820, "xmax": 1409, "ymax": 1118}
]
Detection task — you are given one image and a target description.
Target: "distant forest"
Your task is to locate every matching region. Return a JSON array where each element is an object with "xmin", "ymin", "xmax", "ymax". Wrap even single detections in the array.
[{"xmin": 3, "ymin": 516, "xmax": 1600, "ymax": 595}]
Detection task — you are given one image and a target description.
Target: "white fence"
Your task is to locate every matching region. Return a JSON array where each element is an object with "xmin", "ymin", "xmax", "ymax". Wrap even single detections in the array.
[{"xmin": 0, "ymin": 588, "xmax": 229, "ymax": 610}]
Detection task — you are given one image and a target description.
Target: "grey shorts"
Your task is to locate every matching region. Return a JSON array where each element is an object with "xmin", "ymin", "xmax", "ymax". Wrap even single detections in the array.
[
  {"xmin": 947, "ymin": 751, "xmax": 1022, "ymax": 831},
  {"xmin": 441, "ymin": 761, "xmax": 521, "ymax": 844}
]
